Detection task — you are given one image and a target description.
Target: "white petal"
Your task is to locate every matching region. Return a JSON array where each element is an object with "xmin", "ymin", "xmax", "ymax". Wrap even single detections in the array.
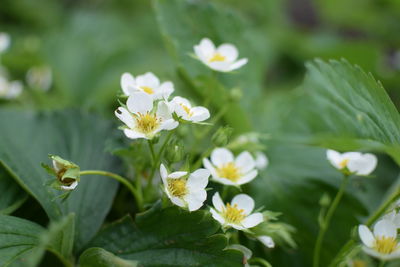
[
  {"xmin": 393, "ymin": 214, "xmax": 400, "ymax": 228},
  {"xmin": 198, "ymin": 38, "xmax": 216, "ymax": 58},
  {"xmin": 211, "ymin": 148, "xmax": 234, "ymax": 166},
  {"xmin": 212, "ymin": 192, "xmax": 225, "ymax": 212},
  {"xmin": 217, "ymin": 44, "xmax": 238, "ymax": 62},
  {"xmin": 61, "ymin": 181, "xmax": 78, "ymax": 191},
  {"xmin": 187, "ymin": 169, "xmax": 210, "ymax": 191},
  {"xmin": 52, "ymin": 160, "xmax": 63, "ymax": 172},
  {"xmin": 228, "ymin": 58, "xmax": 248, "ymax": 71},
  {"xmin": 168, "ymin": 171, "xmax": 187, "ymax": 179},
  {"xmin": 208, "ymin": 61, "xmax": 232, "ymax": 72},
  {"xmin": 255, "ymin": 152, "xmax": 269, "ymax": 170},
  {"xmin": 231, "ymin": 194, "xmax": 254, "ymax": 215},
  {"xmin": 127, "ymin": 92, "xmax": 153, "ymax": 114},
  {"xmin": 237, "ymin": 170, "xmax": 258, "ymax": 185},
  {"xmin": 358, "ymin": 225, "xmax": 375, "ymax": 247},
  {"xmin": 7, "ymin": 81, "xmax": 23, "ymax": 98},
  {"xmin": 210, "ymin": 208, "xmax": 225, "ymax": 225},
  {"xmin": 235, "ymin": 151, "xmax": 256, "ymax": 173},
  {"xmin": 348, "ymin": 153, "xmax": 377, "ymax": 176},
  {"xmin": 373, "ymin": 219, "xmax": 397, "ymax": 238},
  {"xmin": 172, "ymin": 96, "xmax": 191, "ymax": 108},
  {"xmin": 185, "ymin": 190, "xmax": 207, "ymax": 211},
  {"xmin": 159, "ymin": 119, "xmax": 178, "ymax": 131},
  {"xmin": 190, "ymin": 106, "xmax": 210, "ymax": 122},
  {"xmin": 257, "ymin": 235, "xmax": 275, "ymax": 248},
  {"xmin": 170, "ymin": 196, "xmax": 185, "ymax": 208},
  {"xmin": 160, "ymin": 164, "xmax": 168, "ymax": 183},
  {"xmin": 174, "ymin": 103, "xmax": 190, "ymax": 120},
  {"xmin": 120, "ymin": 73, "xmax": 135, "ymax": 96},
  {"xmin": 203, "ymin": 158, "xmax": 218, "ymax": 178},
  {"xmin": 229, "ymin": 223, "xmax": 246, "ymax": 231},
  {"xmin": 115, "ymin": 107, "xmax": 135, "ymax": 128},
  {"xmin": 136, "ymin": 72, "xmax": 160, "ymax": 88},
  {"xmin": 123, "ymin": 129, "xmax": 147, "ymax": 140},
  {"xmin": 158, "ymin": 81, "xmax": 174, "ymax": 99},
  {"xmin": 242, "ymin": 213, "xmax": 264, "ymax": 228},
  {"xmin": 157, "ymin": 101, "xmax": 173, "ymax": 120},
  {"xmin": 326, "ymin": 149, "xmax": 342, "ymax": 169},
  {"xmin": 212, "ymin": 176, "xmax": 237, "ymax": 186},
  {"xmin": 0, "ymin": 33, "xmax": 10, "ymax": 53}
]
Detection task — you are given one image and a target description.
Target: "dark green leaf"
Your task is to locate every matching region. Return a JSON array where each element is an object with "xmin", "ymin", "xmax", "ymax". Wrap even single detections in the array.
[
  {"xmin": 79, "ymin": 248, "xmax": 138, "ymax": 267},
  {"xmin": 0, "ymin": 167, "xmax": 27, "ymax": 215}
]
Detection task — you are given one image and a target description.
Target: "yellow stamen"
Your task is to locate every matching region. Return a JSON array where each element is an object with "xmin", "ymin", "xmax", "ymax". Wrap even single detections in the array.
[
  {"xmin": 216, "ymin": 162, "xmax": 241, "ymax": 182},
  {"xmin": 223, "ymin": 203, "xmax": 245, "ymax": 224},
  {"xmin": 209, "ymin": 53, "xmax": 226, "ymax": 63},
  {"xmin": 141, "ymin": 86, "xmax": 154, "ymax": 94},
  {"xmin": 373, "ymin": 236, "xmax": 398, "ymax": 254},
  {"xmin": 167, "ymin": 178, "xmax": 187, "ymax": 197},
  {"xmin": 339, "ymin": 159, "xmax": 349, "ymax": 169},
  {"xmin": 180, "ymin": 104, "xmax": 193, "ymax": 117},
  {"xmin": 135, "ymin": 112, "xmax": 160, "ymax": 134}
]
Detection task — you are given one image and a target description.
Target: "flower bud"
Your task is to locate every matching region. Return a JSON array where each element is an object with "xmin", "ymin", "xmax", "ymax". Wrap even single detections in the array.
[
  {"xmin": 43, "ymin": 155, "xmax": 80, "ymax": 191},
  {"xmin": 212, "ymin": 126, "xmax": 233, "ymax": 147},
  {"xmin": 165, "ymin": 139, "xmax": 184, "ymax": 163},
  {"xmin": 229, "ymin": 87, "xmax": 242, "ymax": 102}
]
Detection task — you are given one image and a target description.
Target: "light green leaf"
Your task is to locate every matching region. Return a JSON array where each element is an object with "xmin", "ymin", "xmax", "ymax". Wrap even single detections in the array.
[
  {"xmin": 0, "ymin": 109, "xmax": 119, "ymax": 251},
  {"xmin": 79, "ymin": 248, "xmax": 138, "ymax": 267},
  {"xmin": 0, "ymin": 167, "xmax": 27, "ymax": 214},
  {"xmin": 87, "ymin": 205, "xmax": 243, "ymax": 267},
  {"xmin": 286, "ymin": 59, "xmax": 400, "ymax": 164}
]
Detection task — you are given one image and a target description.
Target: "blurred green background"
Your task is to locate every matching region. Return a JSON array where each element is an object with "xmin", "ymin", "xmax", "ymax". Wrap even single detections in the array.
[{"xmin": 1, "ymin": 0, "xmax": 400, "ymax": 266}]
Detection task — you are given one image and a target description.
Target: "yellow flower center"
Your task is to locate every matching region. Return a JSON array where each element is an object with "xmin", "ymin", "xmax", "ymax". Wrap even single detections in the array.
[
  {"xmin": 216, "ymin": 162, "xmax": 241, "ymax": 182},
  {"xmin": 135, "ymin": 112, "xmax": 160, "ymax": 134},
  {"xmin": 141, "ymin": 86, "xmax": 154, "ymax": 94},
  {"xmin": 209, "ymin": 53, "xmax": 226, "ymax": 63},
  {"xmin": 222, "ymin": 203, "xmax": 246, "ymax": 224},
  {"xmin": 373, "ymin": 236, "xmax": 398, "ymax": 254},
  {"xmin": 180, "ymin": 104, "xmax": 193, "ymax": 117},
  {"xmin": 167, "ymin": 178, "xmax": 187, "ymax": 197},
  {"xmin": 339, "ymin": 159, "xmax": 349, "ymax": 169}
]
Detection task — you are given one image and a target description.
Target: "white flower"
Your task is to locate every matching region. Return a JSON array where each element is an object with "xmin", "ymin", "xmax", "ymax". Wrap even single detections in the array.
[
  {"xmin": 382, "ymin": 210, "xmax": 400, "ymax": 228},
  {"xmin": 203, "ymin": 148, "xmax": 258, "ymax": 186},
  {"xmin": 120, "ymin": 72, "xmax": 174, "ymax": 100},
  {"xmin": 170, "ymin": 96, "xmax": 210, "ymax": 123},
  {"xmin": 0, "ymin": 33, "xmax": 10, "ymax": 53},
  {"xmin": 115, "ymin": 92, "xmax": 178, "ymax": 140},
  {"xmin": 160, "ymin": 164, "xmax": 210, "ymax": 211},
  {"xmin": 210, "ymin": 192, "xmax": 264, "ymax": 230},
  {"xmin": 255, "ymin": 152, "xmax": 269, "ymax": 170},
  {"xmin": 358, "ymin": 219, "xmax": 400, "ymax": 260},
  {"xmin": 193, "ymin": 38, "xmax": 248, "ymax": 72},
  {"xmin": 257, "ymin": 235, "xmax": 275, "ymax": 248},
  {"xmin": 26, "ymin": 66, "xmax": 52, "ymax": 91},
  {"xmin": 0, "ymin": 76, "xmax": 23, "ymax": 99},
  {"xmin": 326, "ymin": 149, "xmax": 377, "ymax": 175}
]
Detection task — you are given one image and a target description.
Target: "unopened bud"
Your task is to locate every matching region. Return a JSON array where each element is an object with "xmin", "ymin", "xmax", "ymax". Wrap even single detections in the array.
[
  {"xmin": 165, "ymin": 139, "xmax": 184, "ymax": 163},
  {"xmin": 212, "ymin": 126, "xmax": 233, "ymax": 147},
  {"xmin": 43, "ymin": 155, "xmax": 80, "ymax": 191}
]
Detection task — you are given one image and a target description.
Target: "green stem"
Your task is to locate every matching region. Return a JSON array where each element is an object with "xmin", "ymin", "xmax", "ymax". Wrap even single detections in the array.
[
  {"xmin": 328, "ymin": 187, "xmax": 400, "ymax": 267},
  {"xmin": 79, "ymin": 170, "xmax": 143, "ymax": 211},
  {"xmin": 148, "ymin": 140, "xmax": 156, "ymax": 163},
  {"xmin": 146, "ymin": 131, "xmax": 174, "ymax": 190},
  {"xmin": 379, "ymin": 260, "xmax": 386, "ymax": 267},
  {"xmin": 192, "ymin": 145, "xmax": 214, "ymax": 170},
  {"xmin": 313, "ymin": 175, "xmax": 350, "ymax": 267},
  {"xmin": 248, "ymin": 257, "xmax": 272, "ymax": 267}
]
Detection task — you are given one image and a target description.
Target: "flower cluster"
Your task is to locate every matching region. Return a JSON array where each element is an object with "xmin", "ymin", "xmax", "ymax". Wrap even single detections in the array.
[{"xmin": 115, "ymin": 72, "xmax": 210, "ymax": 140}]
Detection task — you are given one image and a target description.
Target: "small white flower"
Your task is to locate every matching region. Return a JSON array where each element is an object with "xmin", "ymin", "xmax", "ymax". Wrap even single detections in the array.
[
  {"xmin": 160, "ymin": 164, "xmax": 210, "ymax": 211},
  {"xmin": 210, "ymin": 192, "xmax": 264, "ymax": 230},
  {"xmin": 0, "ymin": 76, "xmax": 23, "ymax": 99},
  {"xmin": 26, "ymin": 66, "xmax": 52, "ymax": 91},
  {"xmin": 0, "ymin": 33, "xmax": 10, "ymax": 53},
  {"xmin": 170, "ymin": 96, "xmax": 210, "ymax": 123},
  {"xmin": 382, "ymin": 210, "xmax": 400, "ymax": 229},
  {"xmin": 193, "ymin": 38, "xmax": 248, "ymax": 72},
  {"xmin": 358, "ymin": 219, "xmax": 400, "ymax": 260},
  {"xmin": 120, "ymin": 72, "xmax": 174, "ymax": 100},
  {"xmin": 115, "ymin": 92, "xmax": 178, "ymax": 140},
  {"xmin": 326, "ymin": 149, "xmax": 377, "ymax": 175},
  {"xmin": 203, "ymin": 148, "xmax": 258, "ymax": 186},
  {"xmin": 255, "ymin": 152, "xmax": 269, "ymax": 170},
  {"xmin": 257, "ymin": 235, "xmax": 275, "ymax": 248}
]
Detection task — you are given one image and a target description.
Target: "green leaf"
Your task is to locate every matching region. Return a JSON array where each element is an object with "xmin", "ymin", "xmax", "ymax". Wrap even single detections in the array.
[
  {"xmin": 286, "ymin": 59, "xmax": 400, "ymax": 164},
  {"xmin": 0, "ymin": 109, "xmax": 119, "ymax": 251},
  {"xmin": 79, "ymin": 248, "xmax": 138, "ymax": 267},
  {"xmin": 0, "ymin": 167, "xmax": 27, "ymax": 214},
  {"xmin": 0, "ymin": 214, "xmax": 74, "ymax": 267},
  {"xmin": 87, "ymin": 205, "xmax": 243, "ymax": 267}
]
